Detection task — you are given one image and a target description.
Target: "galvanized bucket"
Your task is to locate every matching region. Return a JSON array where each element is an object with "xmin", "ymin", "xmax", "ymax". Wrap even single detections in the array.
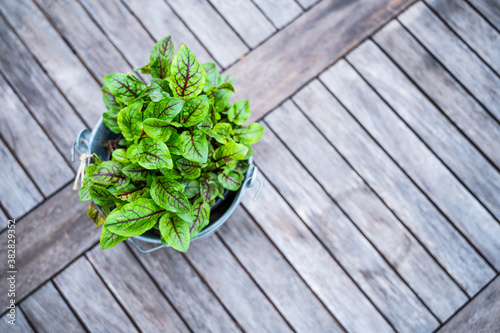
[{"xmin": 72, "ymin": 118, "xmax": 262, "ymax": 253}]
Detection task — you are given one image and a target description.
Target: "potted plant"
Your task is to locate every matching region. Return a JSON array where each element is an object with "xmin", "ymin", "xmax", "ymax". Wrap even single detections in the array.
[{"xmin": 73, "ymin": 35, "xmax": 263, "ymax": 253}]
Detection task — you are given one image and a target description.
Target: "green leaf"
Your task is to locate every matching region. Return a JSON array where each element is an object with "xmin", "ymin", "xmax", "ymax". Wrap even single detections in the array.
[
  {"xmin": 213, "ymin": 142, "xmax": 249, "ymax": 163},
  {"xmin": 218, "ymin": 171, "xmax": 243, "ymax": 191},
  {"xmin": 104, "ymin": 73, "xmax": 147, "ymax": 104},
  {"xmin": 197, "ymin": 119, "xmax": 227, "ymax": 144},
  {"xmin": 202, "ymin": 62, "xmax": 221, "ymax": 91},
  {"xmin": 103, "ymin": 111, "xmax": 121, "ymax": 134},
  {"xmin": 176, "ymin": 157, "xmax": 201, "ymax": 179},
  {"xmin": 89, "ymin": 161, "xmax": 130, "ymax": 189},
  {"xmin": 89, "ymin": 185, "xmax": 116, "ymax": 207},
  {"xmin": 148, "ymin": 78, "xmax": 171, "ymax": 102},
  {"xmin": 166, "ymin": 133, "xmax": 183, "ymax": 155},
  {"xmin": 150, "ymin": 177, "xmax": 191, "ymax": 213},
  {"xmin": 122, "ymin": 164, "xmax": 149, "ymax": 181},
  {"xmin": 189, "ymin": 197, "xmax": 210, "ymax": 237},
  {"xmin": 179, "ymin": 179, "xmax": 200, "ymax": 199},
  {"xmin": 118, "ymin": 101, "xmax": 143, "ymax": 142},
  {"xmin": 137, "ymin": 138, "xmax": 173, "ymax": 170},
  {"xmin": 232, "ymin": 122, "xmax": 264, "ymax": 144},
  {"xmin": 105, "ymin": 198, "xmax": 165, "ymax": 237},
  {"xmin": 206, "ymin": 82, "xmax": 234, "ymax": 99},
  {"xmin": 151, "ymin": 35, "xmax": 175, "ymax": 64},
  {"xmin": 151, "ymin": 56, "xmax": 170, "ymax": 80},
  {"xmin": 159, "ymin": 168, "xmax": 183, "ymax": 179},
  {"xmin": 102, "ymin": 86, "xmax": 122, "ymax": 112},
  {"xmin": 79, "ymin": 187, "xmax": 91, "ymax": 201},
  {"xmin": 213, "ymin": 122, "xmax": 232, "ymax": 138},
  {"xmin": 179, "ymin": 130, "xmax": 208, "ymax": 163},
  {"xmin": 169, "ymin": 43, "xmax": 206, "ymax": 100},
  {"xmin": 180, "ymin": 95, "xmax": 209, "ymax": 127},
  {"xmin": 143, "ymin": 118, "xmax": 176, "ymax": 141},
  {"xmin": 111, "ymin": 149, "xmax": 130, "ymax": 163},
  {"xmin": 228, "ymin": 100, "xmax": 250, "ymax": 125},
  {"xmin": 213, "ymin": 89, "xmax": 232, "ymax": 113},
  {"xmin": 144, "ymin": 97, "xmax": 185, "ymax": 122},
  {"xmin": 199, "ymin": 177, "xmax": 220, "ymax": 203},
  {"xmin": 159, "ymin": 213, "xmax": 190, "ymax": 252},
  {"xmin": 100, "ymin": 226, "xmax": 128, "ymax": 250},
  {"xmin": 110, "ymin": 184, "xmax": 149, "ymax": 202}
]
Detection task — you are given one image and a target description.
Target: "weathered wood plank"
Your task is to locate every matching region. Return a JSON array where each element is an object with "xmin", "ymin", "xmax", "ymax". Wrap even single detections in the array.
[
  {"xmin": 0, "ymin": 208, "xmax": 7, "ymax": 223},
  {"xmin": 399, "ymin": 2, "xmax": 500, "ymax": 120},
  {"xmin": 0, "ymin": 139, "xmax": 42, "ymax": 219},
  {"xmin": 0, "ymin": 74, "xmax": 73, "ymax": 197},
  {"xmin": 242, "ymin": 174, "xmax": 394, "ymax": 332},
  {"xmin": 218, "ymin": 207, "xmax": 343, "ymax": 332},
  {"xmin": 54, "ymin": 257, "xmax": 138, "ymax": 332},
  {"xmin": 468, "ymin": 0, "xmax": 500, "ymax": 31},
  {"xmin": 426, "ymin": 0, "xmax": 500, "ymax": 75},
  {"xmin": 293, "ymin": 79, "xmax": 495, "ymax": 295},
  {"xmin": 226, "ymin": 0, "xmax": 416, "ymax": 122},
  {"xmin": 130, "ymin": 244, "xmax": 241, "ymax": 332},
  {"xmin": 346, "ymin": 42, "xmax": 500, "ymax": 266},
  {"xmin": 79, "ymin": 0, "xmax": 155, "ymax": 69},
  {"xmin": 0, "ymin": 183, "xmax": 98, "ymax": 305},
  {"xmin": 35, "ymin": 0, "xmax": 135, "ymax": 80},
  {"xmin": 251, "ymin": 0, "xmax": 302, "ymax": 29},
  {"xmin": 0, "ymin": 307, "xmax": 33, "ymax": 332},
  {"xmin": 121, "ymin": 0, "xmax": 216, "ymax": 65},
  {"xmin": 166, "ymin": 0, "xmax": 248, "ymax": 68},
  {"xmin": 0, "ymin": 14, "xmax": 86, "ymax": 163},
  {"xmin": 209, "ymin": 0, "xmax": 275, "ymax": 48},
  {"xmin": 374, "ymin": 20, "xmax": 500, "ymax": 169},
  {"xmin": 20, "ymin": 282, "xmax": 85, "ymax": 333},
  {"xmin": 86, "ymin": 243, "xmax": 189, "ymax": 332},
  {"xmin": 438, "ymin": 275, "xmax": 500, "ymax": 332},
  {"xmin": 266, "ymin": 101, "xmax": 468, "ymax": 320},
  {"xmin": 253, "ymin": 123, "xmax": 438, "ymax": 331},
  {"xmin": 0, "ymin": 0, "xmax": 103, "ymax": 126},
  {"xmin": 185, "ymin": 235, "xmax": 293, "ymax": 332}
]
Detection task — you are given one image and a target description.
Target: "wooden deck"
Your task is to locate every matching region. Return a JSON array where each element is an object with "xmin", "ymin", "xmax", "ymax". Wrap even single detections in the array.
[{"xmin": 1, "ymin": 0, "xmax": 500, "ymax": 331}]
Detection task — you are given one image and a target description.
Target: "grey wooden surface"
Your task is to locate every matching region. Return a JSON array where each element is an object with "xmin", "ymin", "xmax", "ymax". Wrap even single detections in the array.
[{"xmin": 0, "ymin": 0, "xmax": 498, "ymax": 332}]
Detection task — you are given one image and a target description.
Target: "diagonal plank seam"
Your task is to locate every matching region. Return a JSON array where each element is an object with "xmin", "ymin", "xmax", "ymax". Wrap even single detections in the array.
[{"xmin": 263, "ymin": 119, "xmax": 444, "ymax": 323}]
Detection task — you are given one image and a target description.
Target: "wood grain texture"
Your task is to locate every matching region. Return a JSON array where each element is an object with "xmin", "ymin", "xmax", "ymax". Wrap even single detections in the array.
[
  {"xmin": 209, "ymin": 0, "xmax": 275, "ymax": 48},
  {"xmin": 35, "ymin": 0, "xmax": 135, "ymax": 80},
  {"xmin": 242, "ymin": 174, "xmax": 394, "ymax": 332},
  {"xmin": 426, "ymin": 0, "xmax": 500, "ymax": 75},
  {"xmin": 347, "ymin": 41, "xmax": 500, "ymax": 267},
  {"xmin": 218, "ymin": 207, "xmax": 343, "ymax": 332},
  {"xmin": 86, "ymin": 243, "xmax": 189, "ymax": 332},
  {"xmin": 266, "ymin": 101, "xmax": 467, "ymax": 320},
  {"xmin": 166, "ymin": 0, "xmax": 248, "ymax": 68},
  {"xmin": 130, "ymin": 244, "xmax": 241, "ymax": 332},
  {"xmin": 0, "ymin": 0, "xmax": 103, "ymax": 126},
  {"xmin": 79, "ymin": 0, "xmax": 155, "ymax": 69},
  {"xmin": 185, "ymin": 235, "xmax": 293, "ymax": 332},
  {"xmin": 0, "ymin": 14, "xmax": 85, "ymax": 165},
  {"xmin": 20, "ymin": 282, "xmax": 85, "ymax": 333},
  {"xmin": 253, "ymin": 123, "xmax": 438, "ymax": 331},
  {"xmin": 251, "ymin": 0, "xmax": 302, "ymax": 29},
  {"xmin": 399, "ymin": 2, "xmax": 500, "ymax": 120},
  {"xmin": 468, "ymin": 0, "xmax": 500, "ymax": 32},
  {"xmin": 438, "ymin": 275, "xmax": 500, "ymax": 333},
  {"xmin": 0, "ymin": 183, "xmax": 98, "ymax": 306},
  {"xmin": 374, "ymin": 20, "xmax": 500, "ymax": 169},
  {"xmin": 122, "ymin": 0, "xmax": 216, "ymax": 65},
  {"xmin": 226, "ymin": 0, "xmax": 416, "ymax": 123},
  {"xmin": 293, "ymin": 79, "xmax": 495, "ymax": 295},
  {"xmin": 0, "ymin": 139, "xmax": 42, "ymax": 219},
  {"xmin": 54, "ymin": 257, "xmax": 138, "ymax": 332},
  {"xmin": 0, "ymin": 74, "xmax": 73, "ymax": 197},
  {"xmin": 0, "ymin": 307, "xmax": 33, "ymax": 332}
]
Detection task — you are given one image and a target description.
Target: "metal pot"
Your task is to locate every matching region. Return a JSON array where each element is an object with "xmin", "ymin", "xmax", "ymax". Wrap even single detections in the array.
[{"xmin": 72, "ymin": 118, "xmax": 262, "ymax": 253}]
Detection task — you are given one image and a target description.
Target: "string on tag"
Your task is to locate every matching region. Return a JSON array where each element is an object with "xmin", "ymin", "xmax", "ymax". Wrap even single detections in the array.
[{"xmin": 73, "ymin": 153, "xmax": 92, "ymax": 190}]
